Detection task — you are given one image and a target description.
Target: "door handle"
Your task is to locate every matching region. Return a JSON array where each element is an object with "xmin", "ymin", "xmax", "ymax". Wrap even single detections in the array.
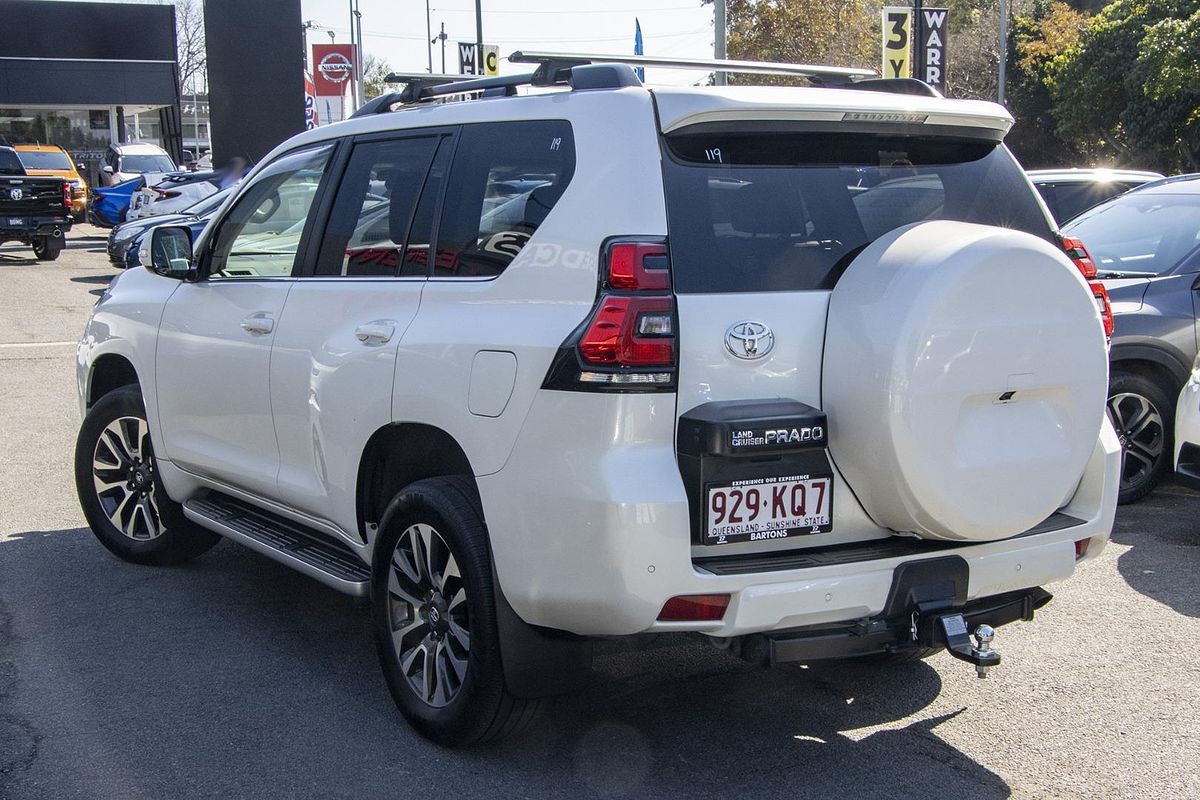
[
  {"xmin": 240, "ymin": 313, "xmax": 274, "ymax": 335},
  {"xmin": 355, "ymin": 320, "xmax": 396, "ymax": 345}
]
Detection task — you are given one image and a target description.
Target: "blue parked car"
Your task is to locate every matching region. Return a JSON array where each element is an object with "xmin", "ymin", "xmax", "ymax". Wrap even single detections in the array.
[{"xmin": 88, "ymin": 177, "xmax": 144, "ymax": 228}]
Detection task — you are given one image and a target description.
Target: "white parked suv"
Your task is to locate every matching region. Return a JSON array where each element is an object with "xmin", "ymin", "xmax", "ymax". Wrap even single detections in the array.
[{"xmin": 75, "ymin": 53, "xmax": 1120, "ymax": 746}]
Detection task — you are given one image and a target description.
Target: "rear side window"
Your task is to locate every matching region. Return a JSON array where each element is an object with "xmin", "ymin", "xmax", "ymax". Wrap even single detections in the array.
[
  {"xmin": 432, "ymin": 120, "xmax": 574, "ymax": 278},
  {"xmin": 314, "ymin": 134, "xmax": 441, "ymax": 277},
  {"xmin": 662, "ymin": 129, "xmax": 1054, "ymax": 293}
]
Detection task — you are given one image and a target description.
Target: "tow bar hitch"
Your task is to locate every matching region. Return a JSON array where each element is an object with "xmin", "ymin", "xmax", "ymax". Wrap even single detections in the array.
[{"xmin": 938, "ymin": 614, "xmax": 1000, "ymax": 678}]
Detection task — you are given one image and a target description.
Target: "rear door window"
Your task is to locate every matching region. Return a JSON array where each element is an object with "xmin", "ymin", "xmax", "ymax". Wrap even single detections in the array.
[
  {"xmin": 431, "ymin": 120, "xmax": 574, "ymax": 278},
  {"xmin": 313, "ymin": 133, "xmax": 441, "ymax": 277},
  {"xmin": 662, "ymin": 129, "xmax": 1054, "ymax": 293}
]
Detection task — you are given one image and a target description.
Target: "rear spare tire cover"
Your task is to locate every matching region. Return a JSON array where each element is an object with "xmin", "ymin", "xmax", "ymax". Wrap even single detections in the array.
[{"xmin": 823, "ymin": 220, "xmax": 1108, "ymax": 541}]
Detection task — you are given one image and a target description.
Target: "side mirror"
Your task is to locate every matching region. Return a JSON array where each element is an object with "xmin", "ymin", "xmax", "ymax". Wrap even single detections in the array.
[
  {"xmin": 101, "ymin": 165, "xmax": 114, "ymax": 174},
  {"xmin": 147, "ymin": 225, "xmax": 196, "ymax": 280}
]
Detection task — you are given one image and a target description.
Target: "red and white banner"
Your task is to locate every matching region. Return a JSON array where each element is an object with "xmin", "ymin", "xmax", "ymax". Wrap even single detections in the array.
[{"xmin": 312, "ymin": 43, "xmax": 356, "ymax": 96}]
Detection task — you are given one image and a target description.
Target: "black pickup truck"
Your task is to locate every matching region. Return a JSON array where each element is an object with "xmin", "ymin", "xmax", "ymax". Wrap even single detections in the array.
[{"xmin": 0, "ymin": 145, "xmax": 72, "ymax": 261}]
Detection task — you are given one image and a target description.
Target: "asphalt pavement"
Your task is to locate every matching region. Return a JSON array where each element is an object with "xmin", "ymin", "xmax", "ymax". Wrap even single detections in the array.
[{"xmin": 1, "ymin": 227, "xmax": 1197, "ymax": 799}]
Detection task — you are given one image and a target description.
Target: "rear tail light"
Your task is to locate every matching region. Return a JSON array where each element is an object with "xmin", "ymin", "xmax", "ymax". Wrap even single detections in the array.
[
  {"xmin": 61, "ymin": 180, "xmax": 71, "ymax": 208},
  {"xmin": 543, "ymin": 237, "xmax": 677, "ymax": 391},
  {"xmin": 1062, "ymin": 235, "xmax": 1113, "ymax": 338},
  {"xmin": 657, "ymin": 594, "xmax": 730, "ymax": 622}
]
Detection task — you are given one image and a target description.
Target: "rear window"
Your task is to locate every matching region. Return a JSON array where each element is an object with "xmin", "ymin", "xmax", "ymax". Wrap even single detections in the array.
[
  {"xmin": 16, "ymin": 150, "xmax": 73, "ymax": 171},
  {"xmin": 1063, "ymin": 192, "xmax": 1200, "ymax": 276},
  {"xmin": 0, "ymin": 148, "xmax": 24, "ymax": 175},
  {"xmin": 662, "ymin": 129, "xmax": 1054, "ymax": 293},
  {"xmin": 1035, "ymin": 180, "xmax": 1142, "ymax": 224}
]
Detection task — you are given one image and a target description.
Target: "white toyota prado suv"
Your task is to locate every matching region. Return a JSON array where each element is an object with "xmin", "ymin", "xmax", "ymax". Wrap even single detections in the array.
[{"xmin": 74, "ymin": 53, "xmax": 1120, "ymax": 746}]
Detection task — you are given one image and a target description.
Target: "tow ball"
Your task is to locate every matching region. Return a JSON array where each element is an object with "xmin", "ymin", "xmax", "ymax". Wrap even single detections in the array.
[{"xmin": 937, "ymin": 614, "xmax": 1000, "ymax": 678}]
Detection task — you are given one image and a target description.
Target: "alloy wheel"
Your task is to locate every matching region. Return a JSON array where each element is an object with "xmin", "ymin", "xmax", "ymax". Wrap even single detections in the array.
[
  {"xmin": 91, "ymin": 415, "xmax": 164, "ymax": 540},
  {"xmin": 386, "ymin": 523, "xmax": 470, "ymax": 708},
  {"xmin": 1107, "ymin": 392, "xmax": 1165, "ymax": 493}
]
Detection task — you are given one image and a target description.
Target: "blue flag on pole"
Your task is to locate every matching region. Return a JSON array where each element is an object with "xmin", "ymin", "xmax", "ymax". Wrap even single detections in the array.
[{"xmin": 634, "ymin": 18, "xmax": 645, "ymax": 81}]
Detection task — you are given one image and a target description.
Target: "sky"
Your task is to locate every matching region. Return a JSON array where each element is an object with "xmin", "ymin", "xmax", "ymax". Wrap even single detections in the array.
[
  {"xmin": 40, "ymin": 0, "xmax": 720, "ymax": 87},
  {"xmin": 298, "ymin": 0, "xmax": 718, "ymax": 86}
]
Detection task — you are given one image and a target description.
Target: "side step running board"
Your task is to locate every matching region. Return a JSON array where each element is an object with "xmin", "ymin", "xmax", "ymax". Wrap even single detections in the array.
[{"xmin": 183, "ymin": 491, "xmax": 370, "ymax": 596}]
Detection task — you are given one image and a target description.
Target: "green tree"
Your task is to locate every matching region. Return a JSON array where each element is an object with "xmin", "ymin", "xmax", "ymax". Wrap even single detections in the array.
[
  {"xmin": 1050, "ymin": 0, "xmax": 1200, "ymax": 171},
  {"xmin": 1006, "ymin": 1, "xmax": 1090, "ymax": 167}
]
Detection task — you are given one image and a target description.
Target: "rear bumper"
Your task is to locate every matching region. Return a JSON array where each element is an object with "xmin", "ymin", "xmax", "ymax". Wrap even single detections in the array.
[
  {"xmin": 0, "ymin": 217, "xmax": 71, "ymax": 242},
  {"xmin": 481, "ymin": 392, "xmax": 1120, "ymax": 639}
]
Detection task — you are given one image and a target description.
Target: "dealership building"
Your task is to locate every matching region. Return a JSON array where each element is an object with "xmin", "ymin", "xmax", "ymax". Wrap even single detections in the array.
[{"xmin": 0, "ymin": 0, "xmax": 184, "ymax": 187}]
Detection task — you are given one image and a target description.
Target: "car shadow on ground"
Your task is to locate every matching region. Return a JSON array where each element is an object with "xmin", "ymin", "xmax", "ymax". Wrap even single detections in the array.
[
  {"xmin": 0, "ymin": 525, "xmax": 1011, "ymax": 800},
  {"xmin": 0, "ymin": 251, "xmax": 37, "ymax": 265},
  {"xmin": 1111, "ymin": 479, "xmax": 1199, "ymax": 618}
]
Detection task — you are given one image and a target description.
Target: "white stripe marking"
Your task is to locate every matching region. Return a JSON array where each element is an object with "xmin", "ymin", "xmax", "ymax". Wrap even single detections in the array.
[{"xmin": 0, "ymin": 341, "xmax": 78, "ymax": 349}]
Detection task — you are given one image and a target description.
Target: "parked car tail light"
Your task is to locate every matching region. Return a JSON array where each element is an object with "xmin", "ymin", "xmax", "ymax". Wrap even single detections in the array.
[
  {"xmin": 61, "ymin": 180, "xmax": 71, "ymax": 209},
  {"xmin": 543, "ymin": 237, "xmax": 677, "ymax": 391},
  {"xmin": 1062, "ymin": 235, "xmax": 1113, "ymax": 338},
  {"xmin": 657, "ymin": 594, "xmax": 729, "ymax": 622},
  {"xmin": 1074, "ymin": 537, "xmax": 1091, "ymax": 560},
  {"xmin": 1062, "ymin": 235, "xmax": 1096, "ymax": 279},
  {"xmin": 1089, "ymin": 281, "xmax": 1115, "ymax": 337}
]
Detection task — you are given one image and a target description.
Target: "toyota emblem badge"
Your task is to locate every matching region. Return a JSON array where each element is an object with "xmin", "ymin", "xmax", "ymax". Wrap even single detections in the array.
[{"xmin": 725, "ymin": 320, "xmax": 774, "ymax": 360}]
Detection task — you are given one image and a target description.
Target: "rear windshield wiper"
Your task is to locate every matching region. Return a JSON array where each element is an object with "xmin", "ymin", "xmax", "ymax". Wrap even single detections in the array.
[{"xmin": 1095, "ymin": 269, "xmax": 1157, "ymax": 279}]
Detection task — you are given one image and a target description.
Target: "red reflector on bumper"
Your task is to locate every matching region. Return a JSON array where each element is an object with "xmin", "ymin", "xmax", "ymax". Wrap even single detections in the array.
[
  {"xmin": 1074, "ymin": 537, "xmax": 1091, "ymax": 560},
  {"xmin": 657, "ymin": 594, "xmax": 730, "ymax": 622}
]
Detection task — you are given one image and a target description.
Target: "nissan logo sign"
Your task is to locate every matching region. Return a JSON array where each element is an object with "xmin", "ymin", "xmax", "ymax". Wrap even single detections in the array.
[{"xmin": 318, "ymin": 52, "xmax": 353, "ymax": 83}]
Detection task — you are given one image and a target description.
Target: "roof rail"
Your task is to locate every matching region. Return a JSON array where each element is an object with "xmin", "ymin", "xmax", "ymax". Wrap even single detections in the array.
[
  {"xmin": 351, "ymin": 62, "xmax": 644, "ymax": 117},
  {"xmin": 348, "ymin": 53, "xmax": 936, "ymax": 119},
  {"xmin": 509, "ymin": 50, "xmax": 876, "ymax": 81}
]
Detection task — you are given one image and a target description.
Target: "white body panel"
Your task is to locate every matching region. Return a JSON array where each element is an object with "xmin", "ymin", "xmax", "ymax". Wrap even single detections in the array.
[
  {"xmin": 269, "ymin": 278, "xmax": 421, "ymax": 540},
  {"xmin": 155, "ymin": 279, "xmax": 292, "ymax": 498},
  {"xmin": 1175, "ymin": 360, "xmax": 1200, "ymax": 469}
]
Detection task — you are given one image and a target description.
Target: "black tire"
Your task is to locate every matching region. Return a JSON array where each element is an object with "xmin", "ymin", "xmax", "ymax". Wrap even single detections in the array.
[
  {"xmin": 1108, "ymin": 371, "xmax": 1173, "ymax": 505},
  {"xmin": 75, "ymin": 385, "xmax": 221, "ymax": 565},
  {"xmin": 857, "ymin": 647, "xmax": 941, "ymax": 666},
  {"xmin": 372, "ymin": 476, "xmax": 539, "ymax": 746},
  {"xmin": 32, "ymin": 237, "xmax": 63, "ymax": 261}
]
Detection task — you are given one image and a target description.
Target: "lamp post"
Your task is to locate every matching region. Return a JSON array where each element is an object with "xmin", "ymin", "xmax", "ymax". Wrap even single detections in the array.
[
  {"xmin": 425, "ymin": 0, "xmax": 433, "ymax": 73},
  {"xmin": 475, "ymin": 0, "xmax": 483, "ymax": 77},
  {"xmin": 434, "ymin": 23, "xmax": 448, "ymax": 74}
]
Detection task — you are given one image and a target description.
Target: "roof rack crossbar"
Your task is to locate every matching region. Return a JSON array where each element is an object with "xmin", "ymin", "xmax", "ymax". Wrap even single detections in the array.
[
  {"xmin": 416, "ymin": 71, "xmax": 538, "ymax": 101},
  {"xmin": 509, "ymin": 50, "xmax": 876, "ymax": 81}
]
